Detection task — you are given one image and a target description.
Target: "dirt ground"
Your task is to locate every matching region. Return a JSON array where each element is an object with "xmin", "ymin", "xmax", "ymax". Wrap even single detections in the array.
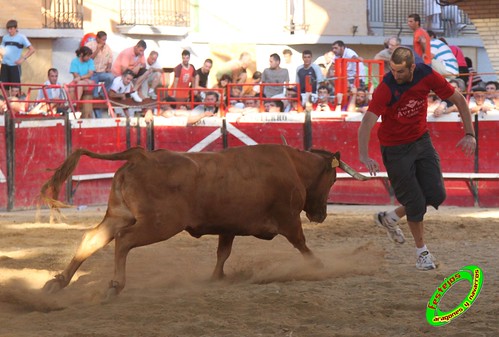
[{"xmin": 0, "ymin": 204, "xmax": 497, "ymax": 337}]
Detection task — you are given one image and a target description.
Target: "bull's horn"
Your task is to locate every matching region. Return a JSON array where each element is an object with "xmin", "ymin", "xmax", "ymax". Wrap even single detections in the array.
[{"xmin": 339, "ymin": 160, "xmax": 371, "ymax": 181}]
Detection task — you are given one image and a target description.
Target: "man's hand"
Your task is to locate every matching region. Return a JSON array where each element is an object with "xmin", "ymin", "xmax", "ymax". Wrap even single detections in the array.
[
  {"xmin": 456, "ymin": 134, "xmax": 476, "ymax": 156},
  {"xmin": 359, "ymin": 155, "xmax": 380, "ymax": 176}
]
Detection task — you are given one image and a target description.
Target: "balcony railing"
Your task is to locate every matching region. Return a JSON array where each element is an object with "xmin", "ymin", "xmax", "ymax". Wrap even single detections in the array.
[
  {"xmin": 368, "ymin": 0, "xmax": 474, "ymax": 37},
  {"xmin": 43, "ymin": 0, "xmax": 83, "ymax": 29},
  {"xmin": 119, "ymin": 0, "xmax": 190, "ymax": 27}
]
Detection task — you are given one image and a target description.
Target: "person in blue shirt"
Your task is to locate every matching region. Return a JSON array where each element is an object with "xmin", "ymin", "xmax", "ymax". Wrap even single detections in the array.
[
  {"xmin": 69, "ymin": 46, "xmax": 95, "ymax": 103},
  {"xmin": 0, "ymin": 19, "xmax": 36, "ymax": 95}
]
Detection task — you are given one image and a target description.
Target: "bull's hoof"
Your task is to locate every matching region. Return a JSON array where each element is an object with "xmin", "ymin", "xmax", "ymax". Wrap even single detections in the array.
[
  {"xmin": 102, "ymin": 280, "xmax": 122, "ymax": 303},
  {"xmin": 42, "ymin": 275, "xmax": 65, "ymax": 293}
]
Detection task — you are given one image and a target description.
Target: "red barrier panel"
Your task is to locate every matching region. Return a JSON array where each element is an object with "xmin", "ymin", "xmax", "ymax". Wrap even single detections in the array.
[{"xmin": 0, "ymin": 119, "xmax": 7, "ymax": 209}]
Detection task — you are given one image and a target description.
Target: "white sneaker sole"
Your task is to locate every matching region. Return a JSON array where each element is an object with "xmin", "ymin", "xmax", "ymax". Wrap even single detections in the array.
[{"xmin": 373, "ymin": 213, "xmax": 406, "ymax": 244}]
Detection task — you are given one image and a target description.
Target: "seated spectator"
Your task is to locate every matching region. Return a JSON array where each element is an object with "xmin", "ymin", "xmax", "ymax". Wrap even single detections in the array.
[
  {"xmin": 68, "ymin": 46, "xmax": 95, "ymax": 103},
  {"xmin": 427, "ymin": 92, "xmax": 447, "ymax": 116},
  {"xmin": 441, "ymin": 78, "xmax": 466, "ymax": 114},
  {"xmin": 111, "ymin": 40, "xmax": 147, "ymax": 103},
  {"xmin": 144, "ymin": 95, "xmax": 213, "ymax": 125},
  {"xmin": 108, "ymin": 69, "xmax": 141, "ymax": 117},
  {"xmin": 283, "ymin": 87, "xmax": 300, "ymax": 112},
  {"xmin": 192, "ymin": 91, "xmax": 220, "ymax": 117},
  {"xmin": 485, "ymin": 81, "xmax": 499, "ymax": 100},
  {"xmin": 347, "ymin": 86, "xmax": 370, "ymax": 113},
  {"xmin": 212, "ymin": 73, "xmax": 231, "ymax": 107},
  {"xmin": 243, "ymin": 71, "xmax": 262, "ymax": 96},
  {"xmin": 312, "ymin": 85, "xmax": 334, "ymax": 111},
  {"xmin": 31, "ymin": 68, "xmax": 67, "ymax": 115},
  {"xmin": 469, "ymin": 87, "xmax": 494, "ymax": 114},
  {"xmin": 135, "ymin": 50, "xmax": 163, "ymax": 100}
]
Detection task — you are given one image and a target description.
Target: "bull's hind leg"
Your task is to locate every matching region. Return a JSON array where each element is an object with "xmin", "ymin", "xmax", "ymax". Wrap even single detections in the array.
[
  {"xmin": 107, "ymin": 219, "xmax": 184, "ymax": 298},
  {"xmin": 43, "ymin": 215, "xmax": 127, "ymax": 293},
  {"xmin": 279, "ymin": 216, "xmax": 323, "ymax": 267},
  {"xmin": 211, "ymin": 234, "xmax": 235, "ymax": 280}
]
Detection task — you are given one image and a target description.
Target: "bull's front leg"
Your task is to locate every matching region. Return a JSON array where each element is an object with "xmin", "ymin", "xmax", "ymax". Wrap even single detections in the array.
[{"xmin": 211, "ymin": 234, "xmax": 235, "ymax": 280}]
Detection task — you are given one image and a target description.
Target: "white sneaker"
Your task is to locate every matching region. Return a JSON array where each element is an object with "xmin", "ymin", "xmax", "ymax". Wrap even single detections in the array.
[
  {"xmin": 148, "ymin": 89, "xmax": 157, "ymax": 100},
  {"xmin": 373, "ymin": 212, "xmax": 406, "ymax": 244},
  {"xmin": 131, "ymin": 91, "xmax": 143, "ymax": 103},
  {"xmin": 416, "ymin": 251, "xmax": 437, "ymax": 271}
]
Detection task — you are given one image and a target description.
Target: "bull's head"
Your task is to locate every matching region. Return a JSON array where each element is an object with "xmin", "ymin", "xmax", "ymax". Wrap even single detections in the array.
[{"xmin": 304, "ymin": 150, "xmax": 369, "ymax": 223}]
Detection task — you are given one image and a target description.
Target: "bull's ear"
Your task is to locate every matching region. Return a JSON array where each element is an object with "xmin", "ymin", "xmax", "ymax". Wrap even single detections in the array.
[{"xmin": 331, "ymin": 152, "xmax": 340, "ymax": 168}]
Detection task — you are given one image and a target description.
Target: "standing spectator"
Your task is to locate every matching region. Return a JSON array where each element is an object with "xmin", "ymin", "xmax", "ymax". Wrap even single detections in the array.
[
  {"xmin": 374, "ymin": 36, "xmax": 401, "ymax": 73},
  {"xmin": 212, "ymin": 73, "xmax": 232, "ymax": 107},
  {"xmin": 358, "ymin": 46, "xmax": 475, "ymax": 270},
  {"xmin": 86, "ymin": 31, "xmax": 114, "ymax": 98},
  {"xmin": 439, "ymin": 37, "xmax": 468, "ymax": 84},
  {"xmin": 262, "ymin": 53, "xmax": 289, "ymax": 98},
  {"xmin": 332, "ymin": 40, "xmax": 366, "ymax": 85},
  {"xmin": 193, "ymin": 58, "xmax": 213, "ymax": 95},
  {"xmin": 135, "ymin": 51, "xmax": 163, "ymax": 100},
  {"xmin": 424, "ymin": 0, "xmax": 441, "ymax": 31},
  {"xmin": 0, "ymin": 19, "xmax": 35, "ymax": 93},
  {"xmin": 171, "ymin": 50, "xmax": 196, "ymax": 101},
  {"xmin": 427, "ymin": 30, "xmax": 458, "ymax": 78},
  {"xmin": 441, "ymin": 4, "xmax": 467, "ymax": 37},
  {"xmin": 296, "ymin": 50, "xmax": 323, "ymax": 94},
  {"xmin": 408, "ymin": 14, "xmax": 431, "ymax": 65},
  {"xmin": 282, "ymin": 48, "xmax": 300, "ymax": 76},
  {"xmin": 69, "ymin": 46, "xmax": 95, "ymax": 103}
]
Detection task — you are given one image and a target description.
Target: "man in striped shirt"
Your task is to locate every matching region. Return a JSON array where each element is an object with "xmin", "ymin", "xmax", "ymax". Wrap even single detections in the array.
[{"xmin": 428, "ymin": 30, "xmax": 459, "ymax": 79}]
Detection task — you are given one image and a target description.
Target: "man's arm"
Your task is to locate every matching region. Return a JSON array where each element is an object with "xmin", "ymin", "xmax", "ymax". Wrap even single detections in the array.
[
  {"xmin": 446, "ymin": 90, "xmax": 477, "ymax": 156},
  {"xmin": 358, "ymin": 111, "xmax": 380, "ymax": 175}
]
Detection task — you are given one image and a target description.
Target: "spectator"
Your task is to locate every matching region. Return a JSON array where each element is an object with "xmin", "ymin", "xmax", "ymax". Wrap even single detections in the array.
[
  {"xmin": 374, "ymin": 36, "xmax": 401, "ymax": 73},
  {"xmin": 263, "ymin": 100, "xmax": 284, "ymax": 112},
  {"xmin": 424, "ymin": 0, "xmax": 441, "ymax": 31},
  {"xmin": 171, "ymin": 50, "xmax": 196, "ymax": 102},
  {"xmin": 426, "ymin": 92, "xmax": 445, "ymax": 116},
  {"xmin": 135, "ymin": 50, "xmax": 163, "ymax": 100},
  {"xmin": 440, "ymin": 78, "xmax": 466, "ymax": 114},
  {"xmin": 439, "ymin": 37, "xmax": 468, "ymax": 84},
  {"xmin": 312, "ymin": 85, "xmax": 334, "ymax": 111},
  {"xmin": 192, "ymin": 91, "xmax": 219, "ymax": 117},
  {"xmin": 283, "ymin": 87, "xmax": 300, "ymax": 112},
  {"xmin": 212, "ymin": 73, "xmax": 232, "ymax": 107},
  {"xmin": 296, "ymin": 50, "xmax": 323, "ymax": 94},
  {"xmin": 484, "ymin": 81, "xmax": 499, "ymax": 100},
  {"xmin": 108, "ymin": 69, "xmax": 140, "ymax": 117},
  {"xmin": 282, "ymin": 48, "xmax": 300, "ymax": 78},
  {"xmin": 469, "ymin": 87, "xmax": 494, "ymax": 114},
  {"xmin": 332, "ymin": 40, "xmax": 366, "ymax": 85},
  {"xmin": 111, "ymin": 40, "xmax": 147, "ymax": 102},
  {"xmin": 193, "ymin": 58, "xmax": 213, "ymax": 97},
  {"xmin": 262, "ymin": 53, "xmax": 289, "ymax": 98},
  {"xmin": 408, "ymin": 13, "xmax": 431, "ymax": 65},
  {"xmin": 427, "ymin": 30, "xmax": 458, "ymax": 78},
  {"xmin": 243, "ymin": 71, "xmax": 262, "ymax": 96},
  {"xmin": 216, "ymin": 52, "xmax": 252, "ymax": 84},
  {"xmin": 144, "ymin": 95, "xmax": 215, "ymax": 125},
  {"xmin": 441, "ymin": 4, "xmax": 467, "ymax": 37},
  {"xmin": 465, "ymin": 57, "xmax": 484, "ymax": 89},
  {"xmin": 69, "ymin": 46, "xmax": 95, "ymax": 106},
  {"xmin": 86, "ymin": 31, "xmax": 114, "ymax": 99},
  {"xmin": 1, "ymin": 19, "xmax": 36, "ymax": 93},
  {"xmin": 347, "ymin": 86, "xmax": 370, "ymax": 113},
  {"xmin": 32, "ymin": 68, "xmax": 66, "ymax": 115}
]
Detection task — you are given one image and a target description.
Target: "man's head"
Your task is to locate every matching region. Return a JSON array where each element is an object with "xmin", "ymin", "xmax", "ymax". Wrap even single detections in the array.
[
  {"xmin": 134, "ymin": 40, "xmax": 147, "ymax": 57},
  {"xmin": 269, "ymin": 53, "xmax": 281, "ymax": 69},
  {"xmin": 202, "ymin": 59, "xmax": 213, "ymax": 74},
  {"xmin": 472, "ymin": 87, "xmax": 487, "ymax": 104},
  {"xmin": 407, "ymin": 14, "xmax": 421, "ymax": 31},
  {"xmin": 6, "ymin": 19, "xmax": 17, "ymax": 36},
  {"xmin": 331, "ymin": 40, "xmax": 346, "ymax": 57},
  {"xmin": 244, "ymin": 97, "xmax": 257, "ymax": 108},
  {"xmin": 387, "ymin": 36, "xmax": 401, "ymax": 53},
  {"xmin": 182, "ymin": 50, "xmax": 190, "ymax": 65},
  {"xmin": 47, "ymin": 68, "xmax": 58, "ymax": 85},
  {"xmin": 449, "ymin": 78, "xmax": 465, "ymax": 93},
  {"xmin": 96, "ymin": 31, "xmax": 107, "ymax": 45},
  {"xmin": 122, "ymin": 69, "xmax": 135, "ymax": 86},
  {"xmin": 302, "ymin": 50, "xmax": 313, "ymax": 67},
  {"xmin": 282, "ymin": 48, "xmax": 293, "ymax": 63},
  {"xmin": 317, "ymin": 85, "xmax": 330, "ymax": 101},
  {"xmin": 147, "ymin": 51, "xmax": 159, "ymax": 65},
  {"xmin": 204, "ymin": 91, "xmax": 219, "ymax": 106},
  {"xmin": 485, "ymin": 81, "xmax": 499, "ymax": 92},
  {"xmin": 390, "ymin": 47, "xmax": 416, "ymax": 85}
]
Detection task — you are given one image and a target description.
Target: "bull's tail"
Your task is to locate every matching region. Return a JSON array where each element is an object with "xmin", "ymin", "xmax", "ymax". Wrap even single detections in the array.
[{"xmin": 40, "ymin": 147, "xmax": 147, "ymax": 210}]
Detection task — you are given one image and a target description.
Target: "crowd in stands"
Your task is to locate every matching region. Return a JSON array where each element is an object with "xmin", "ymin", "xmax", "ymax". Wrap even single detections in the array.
[{"xmin": 0, "ymin": 14, "xmax": 498, "ymax": 121}]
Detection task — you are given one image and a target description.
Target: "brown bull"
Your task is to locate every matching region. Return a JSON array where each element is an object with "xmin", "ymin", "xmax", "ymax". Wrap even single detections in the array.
[{"xmin": 41, "ymin": 144, "xmax": 366, "ymax": 297}]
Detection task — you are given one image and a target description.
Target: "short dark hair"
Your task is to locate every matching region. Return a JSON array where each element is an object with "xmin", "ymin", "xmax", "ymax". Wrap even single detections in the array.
[
  {"xmin": 6, "ymin": 19, "xmax": 17, "ymax": 29},
  {"xmin": 123, "ymin": 69, "xmax": 135, "ymax": 77},
  {"xmin": 485, "ymin": 81, "xmax": 499, "ymax": 90},
  {"xmin": 205, "ymin": 91, "xmax": 219, "ymax": 101},
  {"xmin": 302, "ymin": 50, "xmax": 312, "ymax": 56},
  {"xmin": 75, "ymin": 46, "xmax": 93, "ymax": 57},
  {"xmin": 205, "ymin": 58, "xmax": 213, "ymax": 65},
  {"xmin": 96, "ymin": 31, "xmax": 107, "ymax": 39},
  {"xmin": 136, "ymin": 40, "xmax": 147, "ymax": 49},
  {"xmin": 270, "ymin": 53, "xmax": 281, "ymax": 62},
  {"xmin": 408, "ymin": 13, "xmax": 421, "ymax": 25},
  {"xmin": 332, "ymin": 40, "xmax": 345, "ymax": 48},
  {"xmin": 182, "ymin": 50, "xmax": 190, "ymax": 57},
  {"xmin": 317, "ymin": 85, "xmax": 330, "ymax": 93},
  {"xmin": 47, "ymin": 68, "xmax": 58, "ymax": 76}
]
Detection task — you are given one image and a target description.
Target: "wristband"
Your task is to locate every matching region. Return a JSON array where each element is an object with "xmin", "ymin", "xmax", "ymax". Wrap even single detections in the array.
[{"xmin": 465, "ymin": 133, "xmax": 476, "ymax": 139}]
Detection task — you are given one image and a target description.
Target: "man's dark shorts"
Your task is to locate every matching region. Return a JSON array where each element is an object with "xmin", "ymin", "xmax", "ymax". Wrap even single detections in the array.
[{"xmin": 381, "ymin": 132, "xmax": 446, "ymax": 222}]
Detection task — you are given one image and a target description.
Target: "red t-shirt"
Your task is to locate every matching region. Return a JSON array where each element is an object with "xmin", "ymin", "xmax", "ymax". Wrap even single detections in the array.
[
  {"xmin": 173, "ymin": 63, "xmax": 196, "ymax": 99},
  {"xmin": 413, "ymin": 28, "xmax": 432, "ymax": 65},
  {"xmin": 368, "ymin": 63, "xmax": 455, "ymax": 146}
]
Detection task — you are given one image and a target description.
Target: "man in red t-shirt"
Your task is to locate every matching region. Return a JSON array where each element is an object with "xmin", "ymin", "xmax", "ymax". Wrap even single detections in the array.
[
  {"xmin": 171, "ymin": 50, "xmax": 196, "ymax": 101},
  {"xmin": 408, "ymin": 13, "xmax": 431, "ymax": 65},
  {"xmin": 358, "ymin": 47, "xmax": 476, "ymax": 271}
]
